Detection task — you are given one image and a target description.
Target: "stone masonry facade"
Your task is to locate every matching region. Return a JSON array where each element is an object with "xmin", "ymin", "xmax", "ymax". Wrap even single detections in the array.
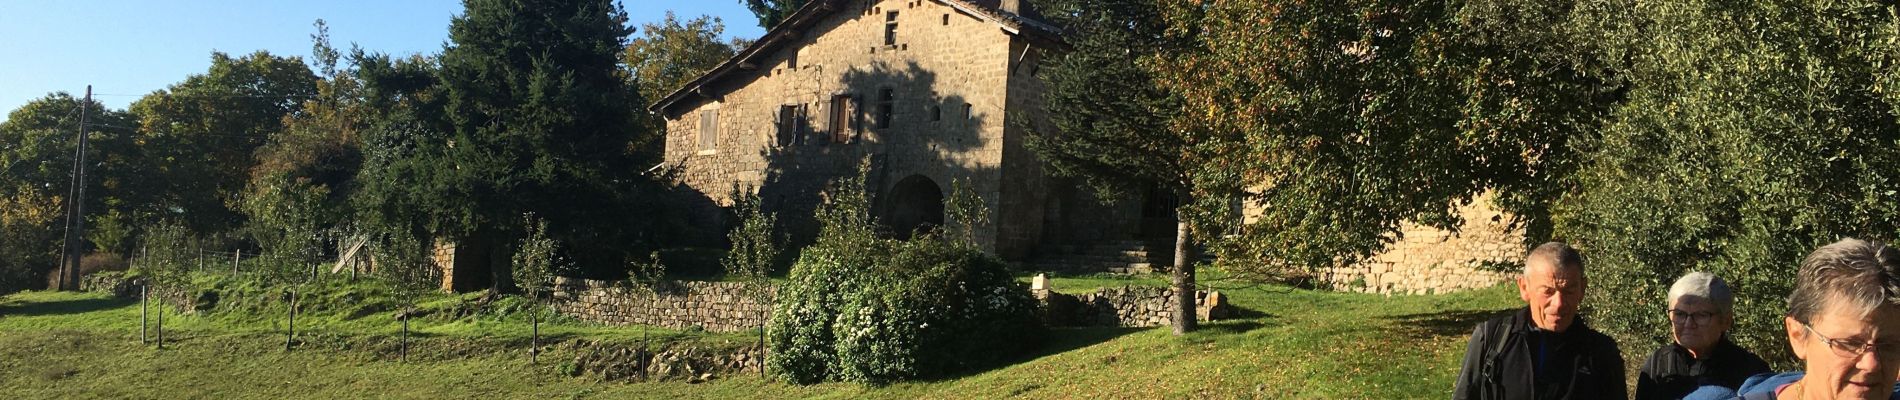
[
  {"xmin": 548, "ymin": 277, "xmax": 774, "ymax": 333},
  {"xmin": 1317, "ymin": 193, "xmax": 1525, "ymax": 295},
  {"xmin": 652, "ymin": 0, "xmax": 1073, "ymax": 261}
]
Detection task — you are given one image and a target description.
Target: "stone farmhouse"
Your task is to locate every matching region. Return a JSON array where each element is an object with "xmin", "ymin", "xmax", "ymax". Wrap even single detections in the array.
[{"xmin": 647, "ymin": 0, "xmax": 1525, "ymax": 294}]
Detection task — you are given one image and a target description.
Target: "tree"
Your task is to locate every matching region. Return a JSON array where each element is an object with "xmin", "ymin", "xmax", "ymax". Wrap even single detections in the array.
[
  {"xmin": 625, "ymin": 12, "xmax": 739, "ymax": 105},
  {"xmin": 1552, "ymin": 0, "xmax": 1900, "ymax": 366},
  {"xmin": 511, "ymin": 213, "xmax": 560, "ymax": 364},
  {"xmin": 623, "ymin": 12, "xmax": 739, "ymax": 155},
  {"xmin": 1150, "ymin": 0, "xmax": 1612, "ymax": 286},
  {"xmin": 741, "ymin": 0, "xmax": 807, "ymax": 29},
  {"xmin": 721, "ymin": 185, "xmax": 780, "ymax": 376},
  {"xmin": 1026, "ymin": 0, "xmax": 1201, "ymax": 334},
  {"xmin": 130, "ymin": 51, "xmax": 318, "ymax": 237},
  {"xmin": 241, "ymin": 21, "xmax": 367, "ymax": 285},
  {"xmin": 0, "ymin": 93, "xmax": 144, "ymax": 291},
  {"xmin": 432, "ymin": 0, "xmax": 652, "ymax": 291}
]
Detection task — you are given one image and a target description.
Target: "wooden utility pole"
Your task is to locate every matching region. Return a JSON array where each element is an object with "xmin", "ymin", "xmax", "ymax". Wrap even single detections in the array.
[{"xmin": 57, "ymin": 86, "xmax": 92, "ymax": 291}]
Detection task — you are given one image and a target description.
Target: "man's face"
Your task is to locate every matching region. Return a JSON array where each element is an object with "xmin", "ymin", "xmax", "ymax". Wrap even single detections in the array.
[
  {"xmin": 1518, "ymin": 259, "xmax": 1584, "ymax": 332},
  {"xmin": 1670, "ymin": 297, "xmax": 1730, "ymax": 356},
  {"xmin": 1787, "ymin": 304, "xmax": 1900, "ymax": 400}
]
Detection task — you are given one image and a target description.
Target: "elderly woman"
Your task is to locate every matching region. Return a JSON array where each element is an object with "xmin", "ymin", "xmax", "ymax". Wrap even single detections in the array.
[
  {"xmin": 1637, "ymin": 272, "xmax": 1771, "ymax": 399},
  {"xmin": 1726, "ymin": 238, "xmax": 1900, "ymax": 400}
]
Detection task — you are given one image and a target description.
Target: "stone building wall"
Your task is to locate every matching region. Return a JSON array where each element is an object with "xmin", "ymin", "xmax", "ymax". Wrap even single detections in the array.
[
  {"xmin": 1317, "ymin": 193, "xmax": 1525, "ymax": 295},
  {"xmin": 657, "ymin": 0, "xmax": 1061, "ymax": 258},
  {"xmin": 1034, "ymin": 284, "xmax": 1231, "ymax": 328},
  {"xmin": 548, "ymin": 277, "xmax": 775, "ymax": 333}
]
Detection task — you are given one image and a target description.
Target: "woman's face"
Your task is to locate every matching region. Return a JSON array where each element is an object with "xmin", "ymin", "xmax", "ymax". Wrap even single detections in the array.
[
  {"xmin": 1669, "ymin": 297, "xmax": 1729, "ymax": 356},
  {"xmin": 1789, "ymin": 304, "xmax": 1900, "ymax": 400}
]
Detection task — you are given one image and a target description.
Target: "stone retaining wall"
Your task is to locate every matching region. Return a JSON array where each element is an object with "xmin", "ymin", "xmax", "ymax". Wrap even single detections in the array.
[
  {"xmin": 1316, "ymin": 193, "xmax": 1523, "ymax": 295},
  {"xmin": 1034, "ymin": 283, "xmax": 1230, "ymax": 328},
  {"xmin": 548, "ymin": 277, "xmax": 775, "ymax": 333},
  {"xmin": 80, "ymin": 271, "xmax": 198, "ymax": 313}
]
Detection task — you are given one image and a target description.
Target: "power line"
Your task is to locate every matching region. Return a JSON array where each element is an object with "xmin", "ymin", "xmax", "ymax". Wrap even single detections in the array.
[{"xmin": 91, "ymin": 93, "xmax": 318, "ymax": 99}]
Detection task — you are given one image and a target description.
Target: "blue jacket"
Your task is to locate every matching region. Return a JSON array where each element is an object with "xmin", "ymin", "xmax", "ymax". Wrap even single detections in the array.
[{"xmin": 1685, "ymin": 372, "xmax": 1900, "ymax": 400}]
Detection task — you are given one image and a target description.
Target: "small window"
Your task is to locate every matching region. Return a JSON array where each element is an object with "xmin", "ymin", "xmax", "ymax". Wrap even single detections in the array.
[
  {"xmin": 929, "ymin": 104, "xmax": 941, "ymax": 122},
  {"xmin": 884, "ymin": 11, "xmax": 899, "ymax": 46},
  {"xmin": 788, "ymin": 50, "xmax": 798, "ymax": 70},
  {"xmin": 876, "ymin": 88, "xmax": 895, "ymax": 129},
  {"xmin": 962, "ymin": 103, "xmax": 972, "ymax": 121},
  {"xmin": 942, "ymin": 14, "xmax": 949, "ymax": 26},
  {"xmin": 778, "ymin": 105, "xmax": 806, "ymax": 146},
  {"xmin": 829, "ymin": 95, "xmax": 855, "ymax": 144},
  {"xmin": 698, "ymin": 110, "xmax": 718, "ymax": 150}
]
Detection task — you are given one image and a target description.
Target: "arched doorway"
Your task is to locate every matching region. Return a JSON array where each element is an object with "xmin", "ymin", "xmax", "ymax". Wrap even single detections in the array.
[{"xmin": 884, "ymin": 174, "xmax": 945, "ymax": 240}]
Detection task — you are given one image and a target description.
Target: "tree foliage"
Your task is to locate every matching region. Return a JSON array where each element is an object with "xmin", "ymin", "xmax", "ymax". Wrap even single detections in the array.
[
  {"xmin": 130, "ymin": 51, "xmax": 318, "ymax": 236},
  {"xmin": 742, "ymin": 0, "xmax": 808, "ymax": 29},
  {"xmin": 1147, "ymin": 0, "xmax": 1613, "ymax": 281},
  {"xmin": 1553, "ymin": 0, "xmax": 1900, "ymax": 367},
  {"xmin": 0, "ymin": 93, "xmax": 143, "ymax": 291},
  {"xmin": 425, "ymin": 0, "xmax": 653, "ymax": 287},
  {"xmin": 625, "ymin": 12, "xmax": 738, "ymax": 105}
]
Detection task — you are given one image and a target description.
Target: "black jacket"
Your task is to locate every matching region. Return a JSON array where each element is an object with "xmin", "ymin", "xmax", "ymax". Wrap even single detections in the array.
[
  {"xmin": 1453, "ymin": 308, "xmax": 1628, "ymax": 400},
  {"xmin": 1634, "ymin": 337, "xmax": 1771, "ymax": 400}
]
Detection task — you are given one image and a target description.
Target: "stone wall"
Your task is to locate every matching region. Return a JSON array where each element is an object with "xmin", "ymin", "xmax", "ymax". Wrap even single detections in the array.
[
  {"xmin": 656, "ymin": 0, "xmax": 1072, "ymax": 259},
  {"xmin": 1034, "ymin": 281, "xmax": 1231, "ymax": 328},
  {"xmin": 1316, "ymin": 192, "xmax": 1524, "ymax": 295},
  {"xmin": 80, "ymin": 271, "xmax": 199, "ymax": 313},
  {"xmin": 548, "ymin": 277, "xmax": 774, "ymax": 333}
]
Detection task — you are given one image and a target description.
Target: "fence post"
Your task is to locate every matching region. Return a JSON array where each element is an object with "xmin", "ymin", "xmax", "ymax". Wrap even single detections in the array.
[{"xmin": 233, "ymin": 249, "xmax": 241, "ymax": 276}]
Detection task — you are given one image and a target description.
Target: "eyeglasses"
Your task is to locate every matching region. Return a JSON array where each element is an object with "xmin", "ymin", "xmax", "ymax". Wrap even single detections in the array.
[
  {"xmin": 1668, "ymin": 309, "xmax": 1717, "ymax": 325},
  {"xmin": 1800, "ymin": 321, "xmax": 1900, "ymax": 361}
]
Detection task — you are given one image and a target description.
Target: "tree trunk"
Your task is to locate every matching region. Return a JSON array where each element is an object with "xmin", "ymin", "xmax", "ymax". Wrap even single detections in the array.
[
  {"xmin": 140, "ymin": 283, "xmax": 149, "ymax": 344},
  {"xmin": 1170, "ymin": 213, "xmax": 1197, "ymax": 335},
  {"xmin": 530, "ymin": 302, "xmax": 539, "ymax": 365},
  {"xmin": 286, "ymin": 289, "xmax": 296, "ymax": 351},
  {"xmin": 156, "ymin": 296, "xmax": 164, "ymax": 350},
  {"xmin": 401, "ymin": 306, "xmax": 410, "ymax": 362}
]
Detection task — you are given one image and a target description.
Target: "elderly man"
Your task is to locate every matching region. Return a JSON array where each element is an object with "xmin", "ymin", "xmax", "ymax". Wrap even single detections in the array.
[
  {"xmin": 1454, "ymin": 242, "xmax": 1627, "ymax": 400},
  {"xmin": 1636, "ymin": 272, "xmax": 1771, "ymax": 399}
]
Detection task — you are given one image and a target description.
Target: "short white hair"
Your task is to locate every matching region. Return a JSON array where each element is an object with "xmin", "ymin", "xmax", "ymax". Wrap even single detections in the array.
[{"xmin": 1668, "ymin": 271, "xmax": 1734, "ymax": 314}]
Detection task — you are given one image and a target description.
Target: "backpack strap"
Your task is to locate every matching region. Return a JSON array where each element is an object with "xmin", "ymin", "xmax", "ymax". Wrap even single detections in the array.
[
  {"xmin": 1478, "ymin": 316, "xmax": 1516, "ymax": 397},
  {"xmin": 1740, "ymin": 390, "xmax": 1777, "ymax": 400}
]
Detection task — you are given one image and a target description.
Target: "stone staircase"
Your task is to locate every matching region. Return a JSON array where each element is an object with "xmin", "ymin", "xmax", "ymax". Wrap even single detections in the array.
[{"xmin": 1024, "ymin": 240, "xmax": 1173, "ymax": 274}]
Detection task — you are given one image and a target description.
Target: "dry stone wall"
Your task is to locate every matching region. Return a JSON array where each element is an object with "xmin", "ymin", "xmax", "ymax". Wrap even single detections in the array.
[
  {"xmin": 1316, "ymin": 193, "xmax": 1524, "ymax": 295},
  {"xmin": 548, "ymin": 277, "xmax": 774, "ymax": 333},
  {"xmin": 1034, "ymin": 283, "xmax": 1231, "ymax": 328}
]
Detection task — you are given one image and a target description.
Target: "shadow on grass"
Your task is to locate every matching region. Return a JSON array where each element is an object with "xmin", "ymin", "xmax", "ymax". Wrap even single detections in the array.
[
  {"xmin": 1382, "ymin": 308, "xmax": 1516, "ymax": 339},
  {"xmin": 918, "ymin": 326, "xmax": 1149, "ymax": 383},
  {"xmin": 0, "ymin": 296, "xmax": 132, "ymax": 317}
]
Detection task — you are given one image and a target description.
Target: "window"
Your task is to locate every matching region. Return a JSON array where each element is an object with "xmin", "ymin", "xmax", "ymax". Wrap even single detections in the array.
[
  {"xmin": 698, "ymin": 110, "xmax": 718, "ymax": 150},
  {"xmin": 829, "ymin": 95, "xmax": 856, "ymax": 144},
  {"xmin": 876, "ymin": 88, "xmax": 895, "ymax": 129},
  {"xmin": 884, "ymin": 11, "xmax": 899, "ymax": 46},
  {"xmin": 942, "ymin": 14, "xmax": 949, "ymax": 26},
  {"xmin": 962, "ymin": 103, "xmax": 972, "ymax": 121},
  {"xmin": 777, "ymin": 104, "xmax": 806, "ymax": 146},
  {"xmin": 928, "ymin": 104, "xmax": 941, "ymax": 122}
]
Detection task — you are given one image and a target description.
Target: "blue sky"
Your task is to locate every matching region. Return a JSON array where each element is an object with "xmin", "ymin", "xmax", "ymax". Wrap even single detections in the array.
[{"xmin": 0, "ymin": 1, "xmax": 767, "ymax": 122}]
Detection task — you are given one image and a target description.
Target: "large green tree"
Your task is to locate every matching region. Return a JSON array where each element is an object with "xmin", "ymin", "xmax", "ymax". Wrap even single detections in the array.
[
  {"xmin": 741, "ymin": 0, "xmax": 807, "ymax": 29},
  {"xmin": 130, "ymin": 51, "xmax": 318, "ymax": 237},
  {"xmin": 0, "ymin": 94, "xmax": 141, "ymax": 292},
  {"xmin": 1026, "ymin": 0, "xmax": 1201, "ymax": 334},
  {"xmin": 432, "ymin": 0, "xmax": 651, "ymax": 291},
  {"xmin": 1554, "ymin": 0, "xmax": 1900, "ymax": 366},
  {"xmin": 1152, "ymin": 0, "xmax": 1614, "ymax": 281}
]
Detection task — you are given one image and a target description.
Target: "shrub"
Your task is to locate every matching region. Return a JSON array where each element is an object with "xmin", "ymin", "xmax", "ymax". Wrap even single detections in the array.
[
  {"xmin": 79, "ymin": 253, "xmax": 129, "ymax": 276},
  {"xmin": 767, "ymin": 163, "xmax": 1044, "ymax": 385}
]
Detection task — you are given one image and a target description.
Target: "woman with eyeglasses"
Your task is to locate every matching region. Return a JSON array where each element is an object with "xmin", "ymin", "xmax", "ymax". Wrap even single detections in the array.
[
  {"xmin": 1637, "ymin": 272, "xmax": 1771, "ymax": 399},
  {"xmin": 1716, "ymin": 238, "xmax": 1900, "ymax": 400}
]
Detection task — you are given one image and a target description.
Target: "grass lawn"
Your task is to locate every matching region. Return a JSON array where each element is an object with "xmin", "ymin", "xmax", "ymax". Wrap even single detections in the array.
[{"xmin": 0, "ymin": 274, "xmax": 1520, "ymax": 398}]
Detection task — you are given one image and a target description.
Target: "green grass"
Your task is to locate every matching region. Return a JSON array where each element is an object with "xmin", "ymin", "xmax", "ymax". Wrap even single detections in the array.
[{"xmin": 0, "ymin": 273, "xmax": 1521, "ymax": 398}]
